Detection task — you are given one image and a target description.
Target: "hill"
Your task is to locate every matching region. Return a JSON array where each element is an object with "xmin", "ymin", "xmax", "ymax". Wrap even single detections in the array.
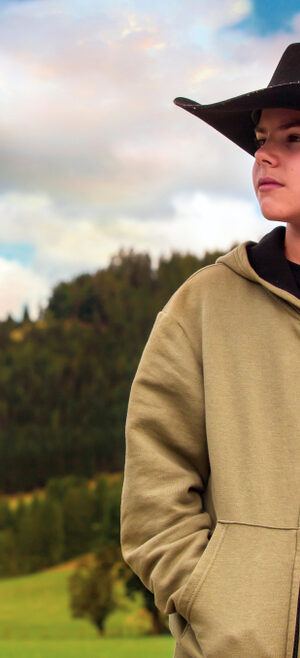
[
  {"xmin": 0, "ymin": 561, "xmax": 174, "ymax": 657},
  {"xmin": 0, "ymin": 472, "xmax": 122, "ymax": 578},
  {"xmin": 0, "ymin": 564, "xmax": 98, "ymax": 640},
  {"xmin": 0, "ymin": 247, "xmax": 225, "ymax": 493}
]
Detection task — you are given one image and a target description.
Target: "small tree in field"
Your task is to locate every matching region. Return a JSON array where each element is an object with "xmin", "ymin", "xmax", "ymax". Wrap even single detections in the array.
[
  {"xmin": 124, "ymin": 568, "xmax": 168, "ymax": 634},
  {"xmin": 69, "ymin": 544, "xmax": 120, "ymax": 633}
]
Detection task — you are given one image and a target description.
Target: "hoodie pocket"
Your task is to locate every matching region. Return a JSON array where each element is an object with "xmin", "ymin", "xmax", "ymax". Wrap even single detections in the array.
[
  {"xmin": 185, "ymin": 522, "xmax": 297, "ymax": 658},
  {"xmin": 169, "ymin": 614, "xmax": 204, "ymax": 658}
]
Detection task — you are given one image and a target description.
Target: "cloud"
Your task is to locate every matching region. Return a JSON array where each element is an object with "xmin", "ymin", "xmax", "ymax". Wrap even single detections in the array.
[
  {"xmin": 118, "ymin": 191, "xmax": 273, "ymax": 262},
  {"xmin": 0, "ymin": 0, "xmax": 297, "ymax": 217},
  {"xmin": 0, "ymin": 0, "xmax": 298, "ymax": 317},
  {"xmin": 0, "ymin": 256, "xmax": 48, "ymax": 320},
  {"xmin": 181, "ymin": 0, "xmax": 252, "ymax": 31},
  {"xmin": 0, "ymin": 183, "xmax": 283, "ymax": 321},
  {"xmin": 0, "ymin": 0, "xmax": 260, "ymax": 214},
  {"xmin": 0, "ymin": 187, "xmax": 274, "ymax": 287}
]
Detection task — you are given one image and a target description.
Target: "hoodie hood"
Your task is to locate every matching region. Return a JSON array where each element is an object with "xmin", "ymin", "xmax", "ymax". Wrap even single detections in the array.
[{"xmin": 217, "ymin": 226, "xmax": 300, "ymax": 311}]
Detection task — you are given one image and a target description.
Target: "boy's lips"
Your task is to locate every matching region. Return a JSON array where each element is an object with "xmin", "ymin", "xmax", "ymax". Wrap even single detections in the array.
[{"xmin": 258, "ymin": 177, "xmax": 284, "ymax": 190}]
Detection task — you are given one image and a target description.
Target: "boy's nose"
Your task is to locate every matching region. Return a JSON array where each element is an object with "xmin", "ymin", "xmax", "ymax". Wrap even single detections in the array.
[{"xmin": 254, "ymin": 141, "xmax": 279, "ymax": 166}]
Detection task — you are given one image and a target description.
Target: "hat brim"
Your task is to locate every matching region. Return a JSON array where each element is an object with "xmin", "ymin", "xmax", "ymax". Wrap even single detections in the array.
[{"xmin": 174, "ymin": 82, "xmax": 300, "ymax": 155}]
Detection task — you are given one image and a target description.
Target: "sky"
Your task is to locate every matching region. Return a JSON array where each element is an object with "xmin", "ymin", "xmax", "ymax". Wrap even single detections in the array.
[{"xmin": 0, "ymin": 0, "xmax": 300, "ymax": 319}]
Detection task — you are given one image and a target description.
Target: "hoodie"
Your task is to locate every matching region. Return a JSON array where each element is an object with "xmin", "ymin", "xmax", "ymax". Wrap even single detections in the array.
[{"xmin": 121, "ymin": 228, "xmax": 300, "ymax": 658}]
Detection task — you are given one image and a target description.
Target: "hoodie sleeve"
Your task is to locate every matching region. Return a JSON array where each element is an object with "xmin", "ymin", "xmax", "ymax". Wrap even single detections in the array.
[{"xmin": 121, "ymin": 308, "xmax": 211, "ymax": 618}]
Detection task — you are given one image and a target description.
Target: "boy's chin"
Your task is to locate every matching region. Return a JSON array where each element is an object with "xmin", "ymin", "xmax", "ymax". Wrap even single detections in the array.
[
  {"xmin": 264, "ymin": 216, "xmax": 287, "ymax": 223},
  {"xmin": 261, "ymin": 210, "xmax": 287, "ymax": 224}
]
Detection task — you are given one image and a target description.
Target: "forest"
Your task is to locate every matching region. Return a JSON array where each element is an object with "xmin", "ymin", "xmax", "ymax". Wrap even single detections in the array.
[
  {"xmin": 0, "ymin": 247, "xmax": 225, "ymax": 494},
  {"xmin": 0, "ymin": 246, "xmax": 230, "ymax": 633},
  {"xmin": 0, "ymin": 473, "xmax": 121, "ymax": 577}
]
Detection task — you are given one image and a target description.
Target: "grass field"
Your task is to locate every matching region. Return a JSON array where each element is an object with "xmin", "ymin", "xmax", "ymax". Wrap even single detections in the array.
[
  {"xmin": 0, "ymin": 638, "xmax": 174, "ymax": 658},
  {"xmin": 0, "ymin": 564, "xmax": 174, "ymax": 657},
  {"xmin": 0, "ymin": 567, "xmax": 98, "ymax": 640}
]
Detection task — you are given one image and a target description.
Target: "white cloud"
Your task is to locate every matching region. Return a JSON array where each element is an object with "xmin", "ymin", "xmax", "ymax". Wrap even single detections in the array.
[
  {"xmin": 0, "ymin": 0, "xmax": 263, "ymax": 210},
  {"xmin": 106, "ymin": 192, "xmax": 275, "ymax": 264},
  {"xmin": 0, "ymin": 188, "xmax": 276, "ymax": 298},
  {"xmin": 0, "ymin": 257, "xmax": 48, "ymax": 320},
  {"xmin": 0, "ymin": 0, "xmax": 297, "ymax": 317},
  {"xmin": 181, "ymin": 0, "xmax": 252, "ymax": 31},
  {"xmin": 0, "ymin": 0, "xmax": 297, "ymax": 218},
  {"xmin": 165, "ymin": 192, "xmax": 272, "ymax": 254}
]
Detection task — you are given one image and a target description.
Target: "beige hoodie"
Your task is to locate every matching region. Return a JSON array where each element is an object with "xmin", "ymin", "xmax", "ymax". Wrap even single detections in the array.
[{"xmin": 121, "ymin": 240, "xmax": 300, "ymax": 658}]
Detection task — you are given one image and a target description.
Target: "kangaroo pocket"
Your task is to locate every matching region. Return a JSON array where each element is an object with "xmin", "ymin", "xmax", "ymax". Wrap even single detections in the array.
[{"xmin": 184, "ymin": 522, "xmax": 297, "ymax": 658}]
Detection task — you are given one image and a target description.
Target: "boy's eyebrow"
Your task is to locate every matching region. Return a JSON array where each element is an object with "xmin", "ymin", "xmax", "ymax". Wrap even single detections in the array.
[{"xmin": 255, "ymin": 120, "xmax": 300, "ymax": 134}]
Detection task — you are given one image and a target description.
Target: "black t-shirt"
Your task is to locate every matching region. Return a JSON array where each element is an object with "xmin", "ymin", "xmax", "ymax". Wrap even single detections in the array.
[
  {"xmin": 246, "ymin": 226, "xmax": 300, "ymax": 299},
  {"xmin": 288, "ymin": 260, "xmax": 300, "ymax": 294}
]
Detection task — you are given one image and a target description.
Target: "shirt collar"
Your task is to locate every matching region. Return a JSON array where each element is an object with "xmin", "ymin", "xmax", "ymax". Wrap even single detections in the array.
[{"xmin": 246, "ymin": 226, "xmax": 300, "ymax": 299}]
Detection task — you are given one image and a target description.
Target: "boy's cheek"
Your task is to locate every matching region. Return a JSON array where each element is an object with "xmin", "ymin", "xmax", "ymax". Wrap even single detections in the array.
[{"xmin": 251, "ymin": 162, "xmax": 259, "ymax": 194}]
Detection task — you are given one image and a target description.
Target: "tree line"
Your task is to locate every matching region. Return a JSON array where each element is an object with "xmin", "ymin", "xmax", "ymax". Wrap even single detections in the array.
[
  {"xmin": 0, "ymin": 473, "xmax": 121, "ymax": 577},
  {"xmin": 0, "ymin": 247, "xmax": 225, "ymax": 493},
  {"xmin": 0, "ymin": 471, "xmax": 163, "ymax": 634}
]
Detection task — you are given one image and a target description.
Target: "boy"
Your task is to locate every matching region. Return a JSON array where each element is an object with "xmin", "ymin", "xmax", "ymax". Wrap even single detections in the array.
[{"xmin": 121, "ymin": 43, "xmax": 300, "ymax": 658}]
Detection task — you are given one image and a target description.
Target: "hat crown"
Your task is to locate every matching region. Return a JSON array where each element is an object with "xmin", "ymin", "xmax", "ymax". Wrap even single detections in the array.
[
  {"xmin": 268, "ymin": 42, "xmax": 300, "ymax": 87},
  {"xmin": 174, "ymin": 42, "xmax": 300, "ymax": 157}
]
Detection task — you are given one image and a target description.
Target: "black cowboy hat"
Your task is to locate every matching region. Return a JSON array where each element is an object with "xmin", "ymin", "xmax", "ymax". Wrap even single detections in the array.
[{"xmin": 174, "ymin": 42, "xmax": 300, "ymax": 156}]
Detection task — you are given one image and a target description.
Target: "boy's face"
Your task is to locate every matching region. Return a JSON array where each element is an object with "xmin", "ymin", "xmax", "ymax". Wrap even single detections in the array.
[{"xmin": 252, "ymin": 107, "xmax": 300, "ymax": 227}]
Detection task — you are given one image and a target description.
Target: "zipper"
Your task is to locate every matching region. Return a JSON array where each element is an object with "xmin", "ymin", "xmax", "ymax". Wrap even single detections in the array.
[{"xmin": 292, "ymin": 584, "xmax": 300, "ymax": 658}]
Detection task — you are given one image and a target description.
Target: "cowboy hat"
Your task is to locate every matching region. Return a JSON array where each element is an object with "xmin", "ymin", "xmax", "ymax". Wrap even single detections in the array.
[{"xmin": 174, "ymin": 43, "xmax": 300, "ymax": 156}]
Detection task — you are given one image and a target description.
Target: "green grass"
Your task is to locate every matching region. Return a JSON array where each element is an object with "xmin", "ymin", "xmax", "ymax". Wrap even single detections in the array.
[
  {"xmin": 0, "ymin": 566, "xmax": 174, "ymax": 656},
  {"xmin": 0, "ymin": 637, "xmax": 174, "ymax": 658},
  {"xmin": 0, "ymin": 568, "xmax": 99, "ymax": 640}
]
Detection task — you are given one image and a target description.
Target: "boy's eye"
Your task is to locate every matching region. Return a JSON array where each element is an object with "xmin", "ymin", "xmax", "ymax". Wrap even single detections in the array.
[
  {"xmin": 288, "ymin": 133, "xmax": 300, "ymax": 142},
  {"xmin": 254, "ymin": 136, "xmax": 265, "ymax": 148}
]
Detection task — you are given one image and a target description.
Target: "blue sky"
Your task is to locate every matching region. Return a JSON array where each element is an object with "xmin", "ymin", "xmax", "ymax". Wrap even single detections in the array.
[
  {"xmin": 0, "ymin": 243, "xmax": 35, "ymax": 266},
  {"xmin": 238, "ymin": 0, "xmax": 300, "ymax": 35},
  {"xmin": 0, "ymin": 0, "xmax": 299, "ymax": 319}
]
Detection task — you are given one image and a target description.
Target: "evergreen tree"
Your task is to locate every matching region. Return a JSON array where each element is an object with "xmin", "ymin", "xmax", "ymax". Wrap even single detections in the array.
[
  {"xmin": 22, "ymin": 305, "xmax": 31, "ymax": 324},
  {"xmin": 17, "ymin": 497, "xmax": 43, "ymax": 572},
  {"xmin": 97, "ymin": 478, "xmax": 122, "ymax": 547},
  {"xmin": 62, "ymin": 484, "xmax": 94, "ymax": 559},
  {"xmin": 0, "ymin": 528, "xmax": 18, "ymax": 576},
  {"xmin": 37, "ymin": 497, "xmax": 65, "ymax": 566}
]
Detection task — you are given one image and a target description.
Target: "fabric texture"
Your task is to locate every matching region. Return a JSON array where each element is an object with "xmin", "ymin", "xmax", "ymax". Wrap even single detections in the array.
[{"xmin": 121, "ymin": 228, "xmax": 300, "ymax": 658}]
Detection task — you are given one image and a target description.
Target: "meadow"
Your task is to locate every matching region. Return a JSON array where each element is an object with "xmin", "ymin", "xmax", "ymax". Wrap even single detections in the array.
[
  {"xmin": 0, "ymin": 639, "xmax": 174, "ymax": 658},
  {"xmin": 0, "ymin": 566, "xmax": 174, "ymax": 657}
]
